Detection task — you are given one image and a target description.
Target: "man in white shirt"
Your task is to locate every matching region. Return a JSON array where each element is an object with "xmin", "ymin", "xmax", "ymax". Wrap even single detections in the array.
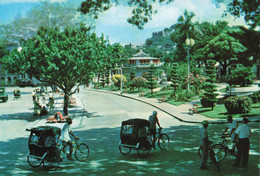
[
  {"xmin": 60, "ymin": 117, "xmax": 77, "ymax": 160},
  {"xmin": 222, "ymin": 116, "xmax": 238, "ymax": 149},
  {"xmin": 232, "ymin": 117, "xmax": 251, "ymax": 169}
]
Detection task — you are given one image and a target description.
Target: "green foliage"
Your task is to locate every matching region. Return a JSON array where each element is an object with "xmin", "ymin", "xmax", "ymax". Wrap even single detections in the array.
[
  {"xmin": 227, "ymin": 64, "xmax": 255, "ymax": 87},
  {"xmin": 2, "ymin": 24, "xmax": 110, "ymax": 114},
  {"xmin": 224, "ymin": 96, "xmax": 252, "ymax": 114},
  {"xmin": 146, "ymin": 65, "xmax": 158, "ymax": 94},
  {"xmin": 130, "ymin": 77, "xmax": 147, "ymax": 92},
  {"xmin": 250, "ymin": 91, "xmax": 260, "ymax": 103},
  {"xmin": 0, "ymin": 1, "xmax": 93, "ymax": 43},
  {"xmin": 225, "ymin": 0, "xmax": 260, "ymax": 29},
  {"xmin": 79, "ymin": 0, "xmax": 174, "ymax": 30},
  {"xmin": 100, "ymin": 73, "xmax": 106, "ymax": 88},
  {"xmin": 170, "ymin": 63, "xmax": 180, "ymax": 99},
  {"xmin": 203, "ymin": 32, "xmax": 246, "ymax": 77},
  {"xmin": 111, "ymin": 74, "xmax": 127, "ymax": 90},
  {"xmin": 176, "ymin": 90, "xmax": 195, "ymax": 102},
  {"xmin": 201, "ymin": 60, "xmax": 218, "ymax": 110}
]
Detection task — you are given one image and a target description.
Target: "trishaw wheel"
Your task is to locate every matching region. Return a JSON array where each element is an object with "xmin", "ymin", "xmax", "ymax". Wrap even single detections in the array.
[
  {"xmin": 75, "ymin": 143, "xmax": 89, "ymax": 162},
  {"xmin": 27, "ymin": 155, "xmax": 42, "ymax": 168},
  {"xmin": 137, "ymin": 148, "xmax": 150, "ymax": 158},
  {"xmin": 43, "ymin": 154, "xmax": 60, "ymax": 171},
  {"xmin": 158, "ymin": 134, "xmax": 169, "ymax": 150},
  {"xmin": 119, "ymin": 145, "xmax": 131, "ymax": 155}
]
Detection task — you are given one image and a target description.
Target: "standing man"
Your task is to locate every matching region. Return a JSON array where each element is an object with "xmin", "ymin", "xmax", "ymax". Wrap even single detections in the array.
[
  {"xmin": 222, "ymin": 116, "xmax": 238, "ymax": 150},
  {"xmin": 200, "ymin": 120, "xmax": 211, "ymax": 170},
  {"xmin": 233, "ymin": 117, "xmax": 251, "ymax": 169},
  {"xmin": 148, "ymin": 111, "xmax": 161, "ymax": 148}
]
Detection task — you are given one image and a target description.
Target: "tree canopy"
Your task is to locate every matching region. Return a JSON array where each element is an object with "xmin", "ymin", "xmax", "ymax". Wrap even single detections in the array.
[
  {"xmin": 79, "ymin": 0, "xmax": 174, "ymax": 30},
  {"xmin": 3, "ymin": 24, "xmax": 116, "ymax": 114},
  {"xmin": 0, "ymin": 0, "xmax": 94, "ymax": 43},
  {"xmin": 225, "ymin": 0, "xmax": 260, "ymax": 29}
]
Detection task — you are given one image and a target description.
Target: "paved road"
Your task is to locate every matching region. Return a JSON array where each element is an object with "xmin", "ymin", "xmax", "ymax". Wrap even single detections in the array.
[{"xmin": 0, "ymin": 87, "xmax": 259, "ymax": 176}]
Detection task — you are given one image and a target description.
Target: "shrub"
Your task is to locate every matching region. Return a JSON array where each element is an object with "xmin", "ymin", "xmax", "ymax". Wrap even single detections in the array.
[
  {"xmin": 250, "ymin": 91, "xmax": 260, "ymax": 103},
  {"xmin": 176, "ymin": 90, "xmax": 195, "ymax": 102},
  {"xmin": 224, "ymin": 96, "xmax": 252, "ymax": 114}
]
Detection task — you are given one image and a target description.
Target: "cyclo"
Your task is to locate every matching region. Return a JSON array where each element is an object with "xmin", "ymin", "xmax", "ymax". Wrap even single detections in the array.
[
  {"xmin": 26, "ymin": 126, "xmax": 61, "ymax": 171},
  {"xmin": 26, "ymin": 125, "xmax": 89, "ymax": 171},
  {"xmin": 119, "ymin": 118, "xmax": 170, "ymax": 157}
]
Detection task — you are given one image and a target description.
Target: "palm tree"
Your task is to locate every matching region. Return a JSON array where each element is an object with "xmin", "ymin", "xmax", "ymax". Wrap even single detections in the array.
[{"xmin": 170, "ymin": 9, "xmax": 201, "ymax": 62}]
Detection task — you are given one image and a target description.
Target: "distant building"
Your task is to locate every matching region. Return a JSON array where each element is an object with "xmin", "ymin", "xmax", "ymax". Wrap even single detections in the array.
[{"xmin": 124, "ymin": 50, "xmax": 164, "ymax": 77}]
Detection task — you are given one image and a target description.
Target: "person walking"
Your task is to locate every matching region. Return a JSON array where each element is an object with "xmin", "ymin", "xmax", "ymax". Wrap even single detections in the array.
[
  {"xmin": 200, "ymin": 120, "xmax": 211, "ymax": 170},
  {"xmin": 148, "ymin": 111, "xmax": 161, "ymax": 148},
  {"xmin": 232, "ymin": 117, "xmax": 251, "ymax": 169},
  {"xmin": 222, "ymin": 115, "xmax": 238, "ymax": 150}
]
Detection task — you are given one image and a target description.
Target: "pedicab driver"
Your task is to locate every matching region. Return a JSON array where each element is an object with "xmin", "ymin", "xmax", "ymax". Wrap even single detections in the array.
[
  {"xmin": 149, "ymin": 111, "xmax": 161, "ymax": 148},
  {"xmin": 60, "ymin": 117, "xmax": 78, "ymax": 160}
]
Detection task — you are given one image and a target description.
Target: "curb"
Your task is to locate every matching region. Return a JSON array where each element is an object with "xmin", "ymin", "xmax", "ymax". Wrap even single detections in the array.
[{"xmin": 86, "ymin": 89, "xmax": 231, "ymax": 124}]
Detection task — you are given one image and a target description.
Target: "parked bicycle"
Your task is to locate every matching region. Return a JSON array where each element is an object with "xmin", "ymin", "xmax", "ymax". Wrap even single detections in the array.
[
  {"xmin": 198, "ymin": 134, "xmax": 237, "ymax": 162},
  {"xmin": 198, "ymin": 141, "xmax": 220, "ymax": 171}
]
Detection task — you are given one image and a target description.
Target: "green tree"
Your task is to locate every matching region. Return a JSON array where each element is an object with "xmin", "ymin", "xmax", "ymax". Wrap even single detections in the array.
[
  {"xmin": 201, "ymin": 60, "xmax": 218, "ymax": 110},
  {"xmin": 170, "ymin": 63, "xmax": 179, "ymax": 99},
  {"xmin": 203, "ymin": 32, "xmax": 246, "ymax": 78},
  {"xmin": 146, "ymin": 65, "xmax": 158, "ymax": 94},
  {"xmin": 3, "ymin": 24, "xmax": 108, "ymax": 115},
  {"xmin": 111, "ymin": 74, "xmax": 127, "ymax": 90},
  {"xmin": 0, "ymin": 0, "xmax": 94, "ymax": 43},
  {"xmin": 170, "ymin": 10, "xmax": 201, "ymax": 62},
  {"xmin": 79, "ymin": 0, "xmax": 174, "ymax": 30},
  {"xmin": 130, "ymin": 77, "xmax": 147, "ymax": 92},
  {"xmin": 227, "ymin": 64, "xmax": 255, "ymax": 87},
  {"xmin": 225, "ymin": 0, "xmax": 260, "ymax": 29}
]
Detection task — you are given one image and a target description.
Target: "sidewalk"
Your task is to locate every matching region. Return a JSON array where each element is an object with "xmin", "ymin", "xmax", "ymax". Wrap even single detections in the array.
[{"xmin": 85, "ymin": 88, "xmax": 225, "ymax": 124}]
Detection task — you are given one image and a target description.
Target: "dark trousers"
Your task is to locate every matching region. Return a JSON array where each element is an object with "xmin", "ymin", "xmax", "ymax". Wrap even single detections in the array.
[
  {"xmin": 235, "ymin": 138, "xmax": 250, "ymax": 168},
  {"xmin": 201, "ymin": 143, "xmax": 208, "ymax": 167}
]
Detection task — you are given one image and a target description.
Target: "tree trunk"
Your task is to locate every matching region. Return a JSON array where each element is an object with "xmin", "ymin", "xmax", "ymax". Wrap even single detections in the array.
[{"xmin": 63, "ymin": 90, "xmax": 69, "ymax": 115}]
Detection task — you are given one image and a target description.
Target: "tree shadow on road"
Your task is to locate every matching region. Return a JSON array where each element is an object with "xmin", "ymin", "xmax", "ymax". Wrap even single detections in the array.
[{"xmin": 0, "ymin": 123, "xmax": 259, "ymax": 176}]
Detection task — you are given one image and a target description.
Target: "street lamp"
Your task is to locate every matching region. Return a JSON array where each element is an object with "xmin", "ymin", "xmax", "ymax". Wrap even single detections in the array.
[{"xmin": 185, "ymin": 38, "xmax": 195, "ymax": 91}]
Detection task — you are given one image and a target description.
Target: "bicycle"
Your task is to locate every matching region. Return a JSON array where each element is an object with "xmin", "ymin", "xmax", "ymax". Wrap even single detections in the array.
[
  {"xmin": 137, "ymin": 127, "xmax": 170, "ymax": 157},
  {"xmin": 61, "ymin": 136, "xmax": 89, "ymax": 162},
  {"xmin": 216, "ymin": 134, "xmax": 238, "ymax": 158},
  {"xmin": 198, "ymin": 142, "xmax": 220, "ymax": 171}
]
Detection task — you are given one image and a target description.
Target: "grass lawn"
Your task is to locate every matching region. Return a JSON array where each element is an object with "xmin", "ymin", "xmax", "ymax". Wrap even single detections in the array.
[{"xmin": 198, "ymin": 102, "xmax": 260, "ymax": 119}]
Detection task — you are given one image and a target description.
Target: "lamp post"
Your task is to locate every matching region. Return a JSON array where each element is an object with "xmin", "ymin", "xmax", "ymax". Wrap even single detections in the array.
[{"xmin": 185, "ymin": 38, "xmax": 195, "ymax": 91}]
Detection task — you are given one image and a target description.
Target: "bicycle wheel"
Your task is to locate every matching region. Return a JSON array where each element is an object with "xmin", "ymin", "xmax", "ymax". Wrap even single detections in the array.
[
  {"xmin": 27, "ymin": 155, "xmax": 42, "ymax": 168},
  {"xmin": 137, "ymin": 148, "xmax": 150, "ymax": 158},
  {"xmin": 75, "ymin": 143, "xmax": 89, "ymax": 161},
  {"xmin": 158, "ymin": 134, "xmax": 169, "ymax": 150},
  {"xmin": 119, "ymin": 145, "xmax": 132, "ymax": 155},
  {"xmin": 211, "ymin": 144, "xmax": 227, "ymax": 162},
  {"xmin": 198, "ymin": 147, "xmax": 202, "ymax": 158},
  {"xmin": 43, "ymin": 154, "xmax": 60, "ymax": 171}
]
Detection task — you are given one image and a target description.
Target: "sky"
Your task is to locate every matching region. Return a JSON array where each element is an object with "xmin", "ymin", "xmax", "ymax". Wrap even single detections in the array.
[{"xmin": 0, "ymin": 0, "xmax": 248, "ymax": 45}]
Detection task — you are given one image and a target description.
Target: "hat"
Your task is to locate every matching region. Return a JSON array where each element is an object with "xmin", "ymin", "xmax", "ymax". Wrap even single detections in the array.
[
  {"xmin": 152, "ymin": 111, "xmax": 158, "ymax": 115},
  {"xmin": 201, "ymin": 120, "xmax": 209, "ymax": 125}
]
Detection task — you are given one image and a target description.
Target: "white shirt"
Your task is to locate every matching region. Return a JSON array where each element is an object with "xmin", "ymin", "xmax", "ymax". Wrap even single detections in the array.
[
  {"xmin": 200, "ymin": 127, "xmax": 208, "ymax": 145},
  {"xmin": 60, "ymin": 123, "xmax": 71, "ymax": 142},
  {"xmin": 227, "ymin": 120, "xmax": 238, "ymax": 133},
  {"xmin": 235, "ymin": 124, "xmax": 251, "ymax": 139}
]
